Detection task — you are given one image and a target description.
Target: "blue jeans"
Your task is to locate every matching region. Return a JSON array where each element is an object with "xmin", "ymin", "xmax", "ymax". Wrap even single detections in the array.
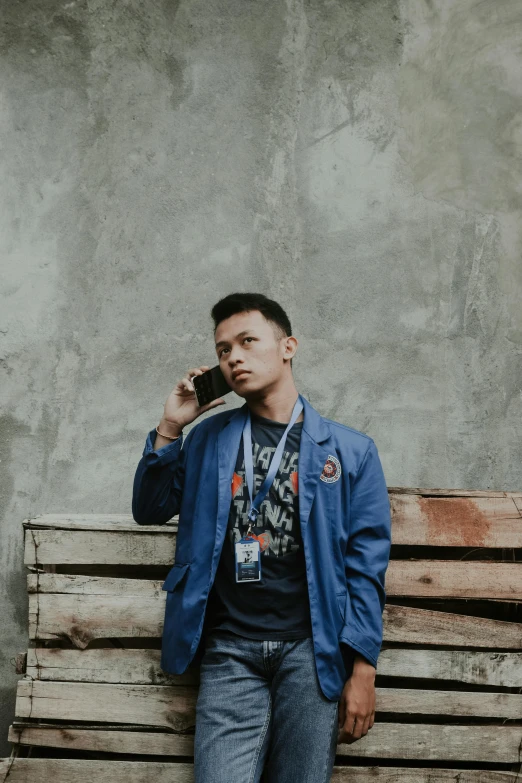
[{"xmin": 194, "ymin": 629, "xmax": 340, "ymax": 783}]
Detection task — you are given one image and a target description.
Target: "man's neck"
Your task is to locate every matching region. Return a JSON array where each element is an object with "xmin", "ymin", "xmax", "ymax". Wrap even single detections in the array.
[{"xmin": 245, "ymin": 383, "xmax": 303, "ymax": 424}]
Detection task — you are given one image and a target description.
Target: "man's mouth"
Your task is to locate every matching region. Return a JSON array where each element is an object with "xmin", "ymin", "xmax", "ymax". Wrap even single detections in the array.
[{"xmin": 232, "ymin": 370, "xmax": 250, "ymax": 381}]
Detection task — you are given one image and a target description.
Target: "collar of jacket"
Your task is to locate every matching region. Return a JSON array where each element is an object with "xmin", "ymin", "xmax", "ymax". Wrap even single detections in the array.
[
  {"xmin": 220, "ymin": 392, "xmax": 332, "ymax": 444},
  {"xmin": 215, "ymin": 392, "xmax": 333, "ymax": 538}
]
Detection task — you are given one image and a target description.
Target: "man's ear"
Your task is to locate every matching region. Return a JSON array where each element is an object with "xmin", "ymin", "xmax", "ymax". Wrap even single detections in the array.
[{"xmin": 283, "ymin": 335, "xmax": 298, "ymax": 361}]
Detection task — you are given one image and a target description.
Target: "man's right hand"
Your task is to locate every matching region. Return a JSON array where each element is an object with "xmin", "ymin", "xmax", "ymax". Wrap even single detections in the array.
[{"xmin": 157, "ymin": 366, "xmax": 227, "ymax": 441}]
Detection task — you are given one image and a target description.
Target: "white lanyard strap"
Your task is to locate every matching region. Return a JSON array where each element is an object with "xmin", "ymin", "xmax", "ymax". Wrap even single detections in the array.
[{"xmin": 242, "ymin": 395, "xmax": 303, "ymax": 531}]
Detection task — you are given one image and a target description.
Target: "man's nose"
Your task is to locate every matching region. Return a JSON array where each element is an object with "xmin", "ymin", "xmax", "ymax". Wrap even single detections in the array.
[{"xmin": 227, "ymin": 348, "xmax": 244, "ymax": 366}]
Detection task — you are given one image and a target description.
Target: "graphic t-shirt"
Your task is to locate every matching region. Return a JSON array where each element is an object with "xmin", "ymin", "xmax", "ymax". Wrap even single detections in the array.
[{"xmin": 203, "ymin": 409, "xmax": 313, "ymax": 641}]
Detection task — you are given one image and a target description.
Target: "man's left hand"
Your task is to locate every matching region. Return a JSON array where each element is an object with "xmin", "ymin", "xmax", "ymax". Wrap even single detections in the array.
[{"xmin": 337, "ymin": 654, "xmax": 376, "ymax": 744}]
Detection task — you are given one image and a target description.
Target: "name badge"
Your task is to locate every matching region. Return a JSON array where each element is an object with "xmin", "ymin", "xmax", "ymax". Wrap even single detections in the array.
[{"xmin": 235, "ymin": 537, "xmax": 261, "ymax": 582}]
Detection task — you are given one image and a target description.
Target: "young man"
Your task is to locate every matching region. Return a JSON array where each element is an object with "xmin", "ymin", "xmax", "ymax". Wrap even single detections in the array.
[{"xmin": 132, "ymin": 292, "xmax": 392, "ymax": 783}]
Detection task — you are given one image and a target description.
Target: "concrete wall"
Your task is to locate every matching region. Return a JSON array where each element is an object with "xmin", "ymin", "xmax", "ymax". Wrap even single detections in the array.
[{"xmin": 1, "ymin": 0, "xmax": 520, "ymax": 754}]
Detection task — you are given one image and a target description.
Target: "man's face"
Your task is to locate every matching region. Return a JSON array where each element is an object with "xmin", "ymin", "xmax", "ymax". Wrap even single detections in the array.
[{"xmin": 215, "ymin": 310, "xmax": 293, "ymax": 397}]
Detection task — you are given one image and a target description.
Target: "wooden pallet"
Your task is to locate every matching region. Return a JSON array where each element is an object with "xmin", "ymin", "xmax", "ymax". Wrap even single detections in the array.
[{"xmin": 2, "ymin": 488, "xmax": 521, "ymax": 781}]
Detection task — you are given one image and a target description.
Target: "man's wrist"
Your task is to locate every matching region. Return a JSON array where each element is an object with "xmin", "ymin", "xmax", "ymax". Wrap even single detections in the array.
[
  {"xmin": 352, "ymin": 653, "xmax": 376, "ymax": 678},
  {"xmin": 158, "ymin": 418, "xmax": 183, "ymax": 438}
]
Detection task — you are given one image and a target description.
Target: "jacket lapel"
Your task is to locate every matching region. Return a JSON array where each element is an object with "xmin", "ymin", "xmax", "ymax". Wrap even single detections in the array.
[
  {"xmin": 297, "ymin": 394, "xmax": 332, "ymax": 535},
  {"xmin": 216, "ymin": 403, "xmax": 249, "ymax": 539}
]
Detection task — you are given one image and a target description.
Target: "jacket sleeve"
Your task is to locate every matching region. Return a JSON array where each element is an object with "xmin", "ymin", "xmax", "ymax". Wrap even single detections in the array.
[
  {"xmin": 339, "ymin": 438, "xmax": 392, "ymax": 671},
  {"xmin": 132, "ymin": 425, "xmax": 196, "ymax": 525}
]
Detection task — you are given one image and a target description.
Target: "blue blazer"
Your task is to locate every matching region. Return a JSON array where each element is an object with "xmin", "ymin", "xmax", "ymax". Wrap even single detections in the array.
[{"xmin": 132, "ymin": 392, "xmax": 392, "ymax": 701}]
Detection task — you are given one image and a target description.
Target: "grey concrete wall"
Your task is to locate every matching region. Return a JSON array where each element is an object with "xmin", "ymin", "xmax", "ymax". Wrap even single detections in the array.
[{"xmin": 1, "ymin": 0, "xmax": 521, "ymax": 755}]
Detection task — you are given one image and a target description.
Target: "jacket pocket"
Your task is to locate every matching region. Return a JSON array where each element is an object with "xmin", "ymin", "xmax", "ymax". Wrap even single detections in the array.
[{"xmin": 162, "ymin": 562, "xmax": 191, "ymax": 592}]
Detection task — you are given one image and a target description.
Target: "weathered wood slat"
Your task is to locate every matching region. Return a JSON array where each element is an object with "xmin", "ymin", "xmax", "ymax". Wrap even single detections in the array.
[
  {"xmin": 7, "ymin": 725, "xmax": 194, "ymax": 755},
  {"xmin": 7, "ymin": 723, "xmax": 522, "ymax": 763},
  {"xmin": 23, "ymin": 494, "xmax": 522, "ymax": 565},
  {"xmin": 24, "ymin": 520, "xmax": 521, "ymax": 568},
  {"xmin": 25, "ymin": 648, "xmax": 199, "ymax": 685},
  {"xmin": 28, "ymin": 573, "xmax": 165, "ymax": 594},
  {"xmin": 23, "ymin": 514, "xmax": 177, "ymax": 532},
  {"xmin": 29, "ymin": 562, "xmax": 522, "ymax": 599},
  {"xmin": 24, "ymin": 529, "xmax": 177, "ymax": 566},
  {"xmin": 24, "ymin": 647, "xmax": 522, "ymax": 688},
  {"xmin": 1, "ymin": 758, "xmax": 519, "ymax": 782},
  {"xmin": 377, "ymin": 649, "xmax": 522, "ymax": 686},
  {"xmin": 386, "ymin": 560, "xmax": 521, "ymax": 600},
  {"xmin": 27, "ymin": 586, "xmax": 522, "ymax": 648},
  {"xmin": 28, "ymin": 592, "xmax": 163, "ymax": 647},
  {"xmin": 15, "ymin": 680, "xmax": 196, "ymax": 731},
  {"xmin": 14, "ymin": 681, "xmax": 522, "ymax": 727},
  {"xmin": 390, "ymin": 494, "xmax": 522, "ymax": 548},
  {"xmin": 383, "ymin": 604, "xmax": 522, "ymax": 648},
  {"xmin": 387, "ymin": 488, "xmax": 522, "ymax": 499}
]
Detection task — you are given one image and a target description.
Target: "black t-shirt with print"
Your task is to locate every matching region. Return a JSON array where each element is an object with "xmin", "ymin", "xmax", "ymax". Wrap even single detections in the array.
[{"xmin": 203, "ymin": 409, "xmax": 313, "ymax": 641}]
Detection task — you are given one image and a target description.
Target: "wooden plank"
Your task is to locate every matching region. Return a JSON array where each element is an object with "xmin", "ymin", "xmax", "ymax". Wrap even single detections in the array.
[
  {"xmin": 386, "ymin": 561, "xmax": 521, "ymax": 600},
  {"xmin": 25, "ymin": 647, "xmax": 521, "ymax": 688},
  {"xmin": 24, "ymin": 496, "xmax": 522, "ymax": 566},
  {"xmin": 25, "ymin": 529, "xmax": 177, "ymax": 566},
  {"xmin": 28, "ymin": 583, "xmax": 522, "ymax": 648},
  {"xmin": 387, "ymin": 488, "xmax": 522, "ymax": 499},
  {"xmin": 28, "ymin": 592, "xmax": 164, "ymax": 647},
  {"xmin": 377, "ymin": 649, "xmax": 522, "ymax": 687},
  {"xmin": 8, "ymin": 725, "xmax": 194, "ymax": 755},
  {"xmin": 25, "ymin": 648, "xmax": 199, "ymax": 685},
  {"xmin": 23, "ymin": 514, "xmax": 178, "ymax": 532},
  {"xmin": 383, "ymin": 604, "xmax": 522, "ymax": 648},
  {"xmin": 0, "ymin": 759, "xmax": 194, "ymax": 783},
  {"xmin": 390, "ymin": 495, "xmax": 522, "ymax": 548},
  {"xmin": 23, "ymin": 493, "xmax": 522, "ymax": 558},
  {"xmin": 15, "ymin": 680, "xmax": 197, "ymax": 730},
  {"xmin": 29, "ymin": 560, "xmax": 521, "ymax": 600},
  {"xmin": 7, "ymin": 723, "xmax": 522, "ymax": 763},
  {"xmin": 15, "ymin": 681, "xmax": 522, "ymax": 726},
  {"xmin": 27, "ymin": 573, "xmax": 165, "ymax": 595},
  {"xmin": 0, "ymin": 759, "xmax": 519, "ymax": 783}
]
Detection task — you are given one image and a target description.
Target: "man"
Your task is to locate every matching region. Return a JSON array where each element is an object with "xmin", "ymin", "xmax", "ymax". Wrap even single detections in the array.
[{"xmin": 132, "ymin": 292, "xmax": 392, "ymax": 783}]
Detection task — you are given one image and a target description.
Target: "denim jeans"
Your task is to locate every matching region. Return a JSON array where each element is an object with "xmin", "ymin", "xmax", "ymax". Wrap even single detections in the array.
[{"xmin": 193, "ymin": 629, "xmax": 340, "ymax": 783}]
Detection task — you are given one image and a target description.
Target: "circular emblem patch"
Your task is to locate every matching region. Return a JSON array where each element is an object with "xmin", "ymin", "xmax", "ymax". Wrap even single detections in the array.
[{"xmin": 320, "ymin": 454, "xmax": 342, "ymax": 483}]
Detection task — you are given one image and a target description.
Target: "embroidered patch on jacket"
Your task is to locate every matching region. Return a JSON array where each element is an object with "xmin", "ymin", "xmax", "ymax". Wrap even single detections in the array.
[{"xmin": 320, "ymin": 455, "xmax": 342, "ymax": 483}]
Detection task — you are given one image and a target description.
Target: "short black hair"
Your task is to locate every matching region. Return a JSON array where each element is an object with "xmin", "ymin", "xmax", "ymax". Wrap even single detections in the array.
[
  {"xmin": 211, "ymin": 292, "xmax": 294, "ymax": 367},
  {"xmin": 211, "ymin": 292, "xmax": 292, "ymax": 339}
]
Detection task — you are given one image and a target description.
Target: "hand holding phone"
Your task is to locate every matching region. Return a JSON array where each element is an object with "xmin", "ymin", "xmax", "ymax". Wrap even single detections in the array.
[
  {"xmin": 161, "ymin": 365, "xmax": 232, "ymax": 433},
  {"xmin": 192, "ymin": 365, "xmax": 232, "ymax": 407}
]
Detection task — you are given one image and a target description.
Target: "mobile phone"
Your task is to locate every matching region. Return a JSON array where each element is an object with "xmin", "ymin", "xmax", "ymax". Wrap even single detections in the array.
[{"xmin": 192, "ymin": 365, "xmax": 233, "ymax": 407}]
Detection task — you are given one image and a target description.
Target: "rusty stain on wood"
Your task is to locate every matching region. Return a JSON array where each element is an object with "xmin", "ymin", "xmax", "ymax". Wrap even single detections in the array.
[{"xmin": 418, "ymin": 496, "xmax": 493, "ymax": 547}]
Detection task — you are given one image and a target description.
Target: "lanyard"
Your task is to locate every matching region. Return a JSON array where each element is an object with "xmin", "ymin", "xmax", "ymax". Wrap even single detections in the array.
[{"xmin": 242, "ymin": 395, "xmax": 304, "ymax": 534}]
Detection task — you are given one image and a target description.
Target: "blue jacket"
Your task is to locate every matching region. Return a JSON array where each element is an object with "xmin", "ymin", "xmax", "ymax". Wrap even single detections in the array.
[{"xmin": 132, "ymin": 392, "xmax": 392, "ymax": 701}]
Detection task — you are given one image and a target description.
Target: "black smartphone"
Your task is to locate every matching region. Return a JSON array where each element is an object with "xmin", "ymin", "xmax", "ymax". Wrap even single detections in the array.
[{"xmin": 192, "ymin": 365, "xmax": 233, "ymax": 407}]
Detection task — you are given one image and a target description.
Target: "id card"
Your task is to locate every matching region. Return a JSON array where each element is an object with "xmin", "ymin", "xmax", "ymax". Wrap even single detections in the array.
[{"xmin": 235, "ymin": 537, "xmax": 261, "ymax": 582}]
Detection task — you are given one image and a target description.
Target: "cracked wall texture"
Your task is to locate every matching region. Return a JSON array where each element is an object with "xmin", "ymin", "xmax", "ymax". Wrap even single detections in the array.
[{"xmin": 1, "ymin": 0, "xmax": 521, "ymax": 754}]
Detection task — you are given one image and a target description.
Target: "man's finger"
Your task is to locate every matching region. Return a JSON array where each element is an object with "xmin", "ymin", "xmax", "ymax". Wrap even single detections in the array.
[
  {"xmin": 361, "ymin": 714, "xmax": 371, "ymax": 737},
  {"xmin": 351, "ymin": 715, "xmax": 366, "ymax": 741},
  {"xmin": 342, "ymin": 712, "xmax": 357, "ymax": 736},
  {"xmin": 337, "ymin": 699, "xmax": 346, "ymax": 728}
]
